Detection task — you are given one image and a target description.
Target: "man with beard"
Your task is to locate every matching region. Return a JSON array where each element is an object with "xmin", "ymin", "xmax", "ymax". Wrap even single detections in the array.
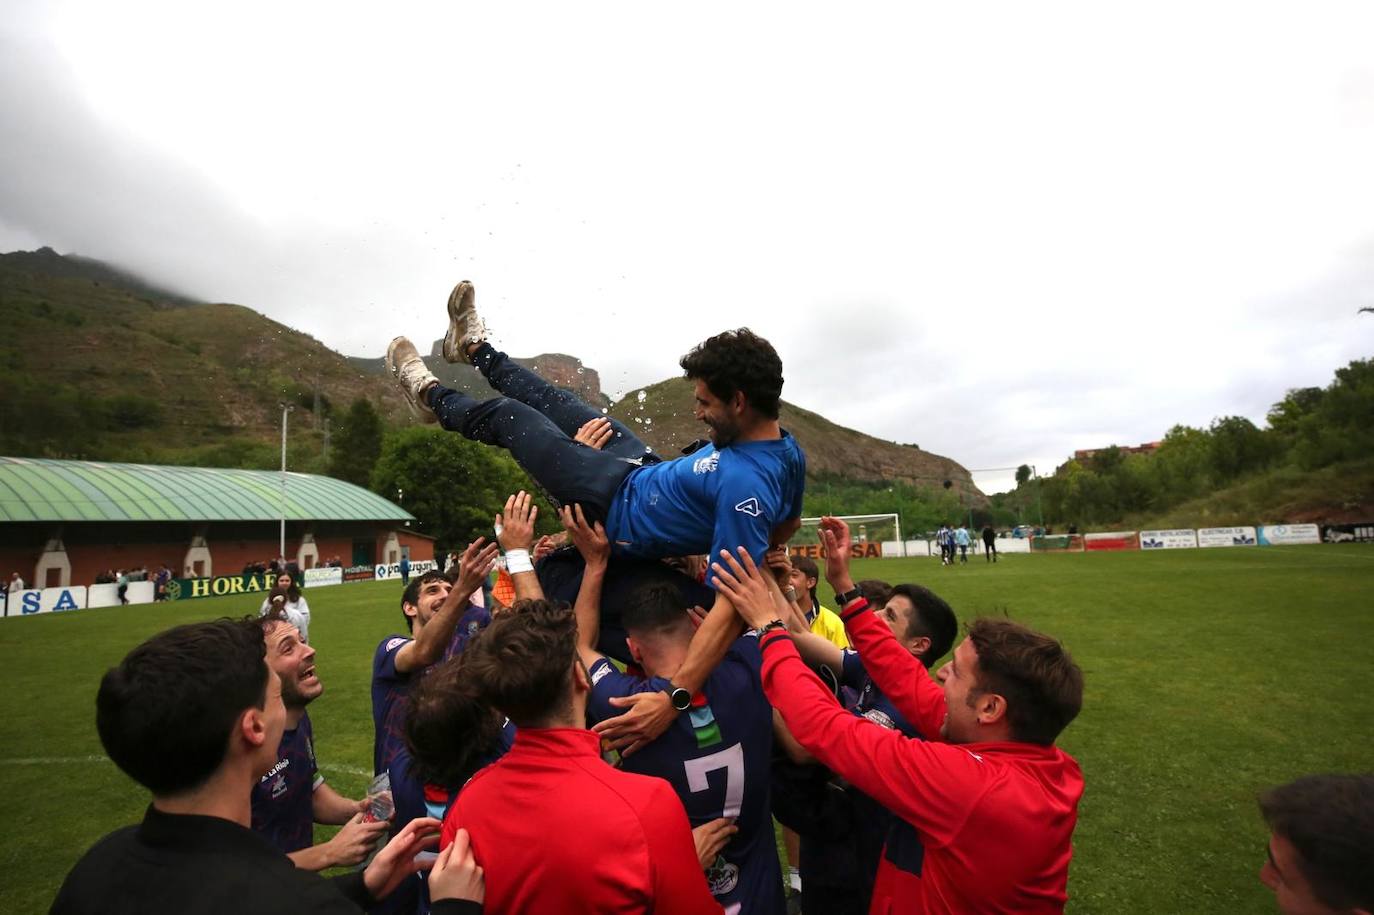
[
  {"xmin": 253, "ymin": 612, "xmax": 390, "ymax": 870},
  {"xmin": 385, "ymin": 281, "xmax": 806, "ymax": 754}
]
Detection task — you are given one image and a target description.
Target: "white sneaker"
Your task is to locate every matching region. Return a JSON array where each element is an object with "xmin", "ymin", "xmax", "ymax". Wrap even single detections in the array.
[
  {"xmin": 442, "ymin": 280, "xmax": 489, "ymax": 364},
  {"xmin": 386, "ymin": 336, "xmax": 439, "ymax": 423}
]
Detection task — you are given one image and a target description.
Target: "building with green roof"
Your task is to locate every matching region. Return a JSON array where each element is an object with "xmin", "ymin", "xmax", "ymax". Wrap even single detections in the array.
[{"xmin": 0, "ymin": 457, "xmax": 431, "ymax": 590}]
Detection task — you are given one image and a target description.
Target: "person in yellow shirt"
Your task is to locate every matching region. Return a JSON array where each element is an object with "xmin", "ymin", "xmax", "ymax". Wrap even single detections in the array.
[{"xmin": 788, "ymin": 556, "xmax": 849, "ymax": 650}]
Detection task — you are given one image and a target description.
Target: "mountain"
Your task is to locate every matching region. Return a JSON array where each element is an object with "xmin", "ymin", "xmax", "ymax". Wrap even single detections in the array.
[{"xmin": 0, "ymin": 247, "xmax": 983, "ymax": 503}]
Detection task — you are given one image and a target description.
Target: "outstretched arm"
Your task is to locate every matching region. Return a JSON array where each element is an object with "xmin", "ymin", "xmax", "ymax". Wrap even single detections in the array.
[
  {"xmin": 561, "ymin": 503, "xmax": 610, "ymax": 670},
  {"xmin": 496, "ymin": 490, "xmax": 544, "ymax": 601},
  {"xmin": 395, "ymin": 538, "xmax": 499, "ymax": 674}
]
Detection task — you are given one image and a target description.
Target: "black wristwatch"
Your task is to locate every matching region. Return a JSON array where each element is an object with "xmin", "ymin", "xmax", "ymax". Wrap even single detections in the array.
[
  {"xmin": 665, "ymin": 684, "xmax": 692, "ymax": 711},
  {"xmin": 758, "ymin": 619, "xmax": 788, "ymax": 636},
  {"xmin": 834, "ymin": 586, "xmax": 864, "ymax": 607}
]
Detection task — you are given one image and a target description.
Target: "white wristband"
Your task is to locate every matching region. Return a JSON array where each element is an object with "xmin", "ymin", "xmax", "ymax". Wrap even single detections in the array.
[{"xmin": 505, "ymin": 549, "xmax": 533, "ymax": 574}]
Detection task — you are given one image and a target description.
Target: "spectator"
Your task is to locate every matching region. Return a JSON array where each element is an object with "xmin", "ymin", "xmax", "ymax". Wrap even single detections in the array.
[
  {"xmin": 259, "ymin": 573, "xmax": 311, "ymax": 643},
  {"xmin": 1258, "ymin": 773, "xmax": 1373, "ymax": 915},
  {"xmin": 400, "ymin": 555, "xmax": 412, "ymax": 587},
  {"xmin": 8, "ymin": 571, "xmax": 25, "ymax": 594},
  {"xmin": 982, "ymin": 525, "xmax": 998, "ymax": 563},
  {"xmin": 50, "ymin": 618, "xmax": 468, "ymax": 914},
  {"xmin": 154, "ymin": 565, "xmax": 172, "ymax": 601},
  {"xmin": 116, "ymin": 570, "xmax": 129, "ymax": 605}
]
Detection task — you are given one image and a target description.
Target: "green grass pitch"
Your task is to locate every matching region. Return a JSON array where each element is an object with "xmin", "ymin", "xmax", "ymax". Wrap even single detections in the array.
[{"xmin": 2, "ymin": 546, "xmax": 1371, "ymax": 913}]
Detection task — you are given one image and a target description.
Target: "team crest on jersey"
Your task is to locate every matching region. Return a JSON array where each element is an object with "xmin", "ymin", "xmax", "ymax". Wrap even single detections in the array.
[
  {"xmin": 693, "ymin": 451, "xmax": 720, "ymax": 474},
  {"xmin": 861, "ymin": 708, "xmax": 897, "ymax": 731},
  {"xmin": 385, "ymin": 637, "xmax": 409, "ymax": 652},
  {"xmin": 590, "ymin": 663, "xmax": 612, "ymax": 686},
  {"xmin": 733, "ymin": 497, "xmax": 761, "ymax": 517},
  {"xmin": 705, "ymin": 855, "xmax": 739, "ymax": 896},
  {"xmin": 270, "ymin": 772, "xmax": 288, "ymax": 799}
]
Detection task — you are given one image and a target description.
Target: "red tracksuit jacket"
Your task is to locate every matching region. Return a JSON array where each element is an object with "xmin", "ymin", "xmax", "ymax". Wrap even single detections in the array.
[
  {"xmin": 439, "ymin": 727, "xmax": 722, "ymax": 914},
  {"xmin": 758, "ymin": 599, "xmax": 1083, "ymax": 914}
]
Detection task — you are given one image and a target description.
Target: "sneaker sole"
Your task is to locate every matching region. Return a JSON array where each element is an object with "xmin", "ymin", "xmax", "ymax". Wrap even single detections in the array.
[
  {"xmin": 442, "ymin": 280, "xmax": 482, "ymax": 364},
  {"xmin": 386, "ymin": 336, "xmax": 439, "ymax": 424}
]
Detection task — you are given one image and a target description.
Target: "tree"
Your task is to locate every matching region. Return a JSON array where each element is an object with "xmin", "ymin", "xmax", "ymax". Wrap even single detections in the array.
[
  {"xmin": 1015, "ymin": 464, "xmax": 1032, "ymax": 487},
  {"xmin": 370, "ymin": 426, "xmax": 557, "ymax": 550},
  {"xmin": 1207, "ymin": 415, "xmax": 1274, "ymax": 482},
  {"xmin": 328, "ymin": 398, "xmax": 384, "ymax": 487}
]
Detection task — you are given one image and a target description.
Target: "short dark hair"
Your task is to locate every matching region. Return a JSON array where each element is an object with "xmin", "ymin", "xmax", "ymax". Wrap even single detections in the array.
[
  {"xmin": 462, "ymin": 599, "xmax": 577, "ymax": 726},
  {"xmin": 966, "ymin": 618, "xmax": 1082, "ymax": 745},
  {"xmin": 622, "ymin": 583, "xmax": 694, "ymax": 639},
  {"xmin": 1260, "ymin": 774, "xmax": 1374, "ymax": 911},
  {"xmin": 679, "ymin": 328, "xmax": 783, "ymax": 419},
  {"xmin": 401, "ymin": 570, "xmax": 449, "ymax": 631},
  {"xmin": 856, "ymin": 579, "xmax": 892, "ymax": 608},
  {"xmin": 791, "ymin": 556, "xmax": 819, "ymax": 606},
  {"xmin": 405, "ymin": 652, "xmax": 506, "ymax": 790},
  {"xmin": 889, "ymin": 584, "xmax": 957, "ymax": 668},
  {"xmin": 96, "ymin": 619, "xmax": 268, "ymax": 795}
]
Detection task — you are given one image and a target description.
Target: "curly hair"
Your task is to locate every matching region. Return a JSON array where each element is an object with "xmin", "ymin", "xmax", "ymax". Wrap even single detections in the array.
[
  {"xmin": 966, "ymin": 618, "xmax": 1082, "ymax": 745},
  {"xmin": 404, "ymin": 651, "xmax": 506, "ymax": 790},
  {"xmin": 462, "ymin": 599, "xmax": 578, "ymax": 725},
  {"xmin": 679, "ymin": 328, "xmax": 784, "ymax": 419}
]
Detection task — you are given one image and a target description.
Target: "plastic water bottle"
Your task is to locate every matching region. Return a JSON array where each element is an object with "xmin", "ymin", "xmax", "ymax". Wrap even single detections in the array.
[{"xmin": 364, "ymin": 771, "xmax": 395, "ymax": 823}]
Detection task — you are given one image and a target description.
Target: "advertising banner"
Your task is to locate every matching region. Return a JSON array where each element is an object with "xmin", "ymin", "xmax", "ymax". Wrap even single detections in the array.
[
  {"xmin": 1197, "ymin": 526, "xmax": 1257, "ymax": 548},
  {"xmin": 374, "ymin": 559, "xmax": 439, "ymax": 581},
  {"xmin": 303, "ymin": 567, "xmax": 344, "ymax": 588},
  {"xmin": 1257, "ymin": 524, "xmax": 1321, "ymax": 546},
  {"xmin": 344, "ymin": 565, "xmax": 377, "ymax": 582},
  {"xmin": 1030, "ymin": 534, "xmax": 1084, "ymax": 552},
  {"xmin": 1140, "ymin": 530, "xmax": 1197, "ymax": 550},
  {"xmin": 3, "ymin": 586, "xmax": 87, "ymax": 618},
  {"xmin": 88, "ymin": 581, "xmax": 156, "ymax": 607},
  {"xmin": 165, "ymin": 573, "xmax": 273, "ymax": 601},
  {"xmin": 1084, "ymin": 531, "xmax": 1139, "ymax": 551},
  {"xmin": 989, "ymin": 537, "xmax": 1031, "ymax": 554},
  {"xmin": 1320, "ymin": 522, "xmax": 1374, "ymax": 543},
  {"xmin": 788, "ymin": 542, "xmax": 885, "ymax": 561}
]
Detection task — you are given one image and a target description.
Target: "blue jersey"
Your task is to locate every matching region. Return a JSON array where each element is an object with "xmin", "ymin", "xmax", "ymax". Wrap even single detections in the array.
[
  {"xmin": 605, "ymin": 433, "xmax": 806, "ymax": 573},
  {"xmin": 587, "ymin": 637, "xmax": 784, "ymax": 915},
  {"xmin": 840, "ymin": 650, "xmax": 928, "ymax": 881},
  {"xmin": 250, "ymin": 712, "xmax": 320, "ymax": 854}
]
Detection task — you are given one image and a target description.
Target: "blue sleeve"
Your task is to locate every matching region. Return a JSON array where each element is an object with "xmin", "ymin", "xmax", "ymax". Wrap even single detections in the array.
[
  {"xmin": 710, "ymin": 478, "xmax": 774, "ymax": 583},
  {"xmin": 586, "ymin": 657, "xmax": 667, "ymax": 723},
  {"xmin": 788, "ymin": 444, "xmax": 807, "ymax": 519},
  {"xmin": 840, "ymin": 649, "xmax": 867, "ymax": 689}
]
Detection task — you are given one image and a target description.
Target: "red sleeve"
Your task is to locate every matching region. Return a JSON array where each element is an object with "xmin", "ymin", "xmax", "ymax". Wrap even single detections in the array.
[
  {"xmin": 639, "ymin": 780, "xmax": 724, "ymax": 914},
  {"xmin": 758, "ymin": 629, "xmax": 987, "ymax": 847},
  {"xmin": 839, "ymin": 598, "xmax": 948, "ymax": 740}
]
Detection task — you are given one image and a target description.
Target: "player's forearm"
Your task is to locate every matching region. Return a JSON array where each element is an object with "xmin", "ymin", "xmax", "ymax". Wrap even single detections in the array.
[
  {"xmin": 511, "ymin": 568, "xmax": 544, "ymax": 601},
  {"xmin": 789, "ymin": 629, "xmax": 844, "ymax": 672},
  {"xmin": 405, "ymin": 595, "xmax": 467, "ymax": 669},
  {"xmin": 287, "ymin": 842, "xmax": 338, "ymax": 872},
  {"xmin": 573, "ymin": 563, "xmax": 605, "ymax": 655},
  {"xmin": 312, "ymin": 783, "xmax": 359, "ymax": 826},
  {"xmin": 671, "ymin": 592, "xmax": 744, "ymax": 694}
]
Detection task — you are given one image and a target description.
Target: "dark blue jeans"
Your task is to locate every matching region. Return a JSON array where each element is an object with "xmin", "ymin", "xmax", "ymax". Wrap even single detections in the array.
[{"xmin": 427, "ymin": 343, "xmax": 659, "ymax": 517}]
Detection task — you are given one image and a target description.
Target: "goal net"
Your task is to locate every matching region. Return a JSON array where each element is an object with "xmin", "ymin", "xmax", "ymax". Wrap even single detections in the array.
[{"xmin": 790, "ymin": 513, "xmax": 905, "ymax": 558}]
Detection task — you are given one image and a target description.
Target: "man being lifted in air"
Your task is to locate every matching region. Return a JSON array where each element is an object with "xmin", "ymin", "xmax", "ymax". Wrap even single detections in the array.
[{"xmin": 386, "ymin": 281, "xmax": 806, "ymax": 749}]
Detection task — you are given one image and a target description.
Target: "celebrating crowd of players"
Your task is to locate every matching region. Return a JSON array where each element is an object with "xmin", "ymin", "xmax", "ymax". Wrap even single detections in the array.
[{"xmin": 54, "ymin": 286, "xmax": 1373, "ymax": 914}]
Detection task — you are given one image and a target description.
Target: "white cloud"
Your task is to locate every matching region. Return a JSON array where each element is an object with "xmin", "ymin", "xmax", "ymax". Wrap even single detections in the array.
[{"xmin": 3, "ymin": 0, "xmax": 1373, "ymax": 495}]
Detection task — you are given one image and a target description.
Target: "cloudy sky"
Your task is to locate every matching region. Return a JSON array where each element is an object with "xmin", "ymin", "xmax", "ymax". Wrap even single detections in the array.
[{"xmin": 3, "ymin": 1, "xmax": 1372, "ymax": 493}]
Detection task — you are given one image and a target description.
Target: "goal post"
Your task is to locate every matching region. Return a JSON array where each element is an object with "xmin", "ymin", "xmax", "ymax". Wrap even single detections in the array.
[{"xmin": 791, "ymin": 513, "xmax": 906, "ymax": 558}]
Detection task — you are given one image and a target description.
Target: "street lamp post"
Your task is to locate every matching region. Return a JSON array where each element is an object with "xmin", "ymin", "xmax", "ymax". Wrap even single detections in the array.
[{"xmin": 279, "ymin": 403, "xmax": 295, "ymax": 561}]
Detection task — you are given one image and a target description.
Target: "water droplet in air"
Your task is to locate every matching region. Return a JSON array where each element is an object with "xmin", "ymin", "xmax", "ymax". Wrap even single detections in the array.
[
  {"xmin": 576, "ymin": 367, "xmax": 585, "ymax": 375},
  {"xmin": 637, "ymin": 390, "xmax": 647, "ymax": 403}
]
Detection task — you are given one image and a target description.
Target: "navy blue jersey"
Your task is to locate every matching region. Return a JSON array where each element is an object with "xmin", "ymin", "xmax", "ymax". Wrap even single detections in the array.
[
  {"xmin": 250, "ymin": 712, "xmax": 320, "ymax": 854},
  {"xmin": 587, "ymin": 636, "xmax": 784, "ymax": 915},
  {"xmin": 839, "ymin": 649, "xmax": 928, "ymax": 881},
  {"xmin": 605, "ymin": 433, "xmax": 806, "ymax": 572},
  {"xmin": 370, "ymin": 605, "xmax": 490, "ymax": 776}
]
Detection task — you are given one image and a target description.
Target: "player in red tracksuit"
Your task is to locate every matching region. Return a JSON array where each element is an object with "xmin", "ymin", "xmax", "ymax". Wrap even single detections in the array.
[
  {"xmin": 711, "ymin": 518, "xmax": 1085, "ymax": 915},
  {"xmin": 435, "ymin": 599, "xmax": 721, "ymax": 915}
]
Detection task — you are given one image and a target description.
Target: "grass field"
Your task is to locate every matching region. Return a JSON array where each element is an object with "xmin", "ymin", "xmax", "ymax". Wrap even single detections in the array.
[{"xmin": 2, "ymin": 546, "xmax": 1372, "ymax": 913}]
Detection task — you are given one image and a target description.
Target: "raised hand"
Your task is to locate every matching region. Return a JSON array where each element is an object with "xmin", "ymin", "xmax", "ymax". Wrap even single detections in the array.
[
  {"xmin": 574, "ymin": 416, "xmax": 616, "ymax": 451},
  {"xmin": 455, "ymin": 538, "xmax": 500, "ymax": 599},
  {"xmin": 559, "ymin": 504, "xmax": 610, "ymax": 569},
  {"xmin": 495, "ymin": 491, "xmax": 538, "ymax": 552},
  {"xmin": 710, "ymin": 547, "xmax": 779, "ymax": 631},
  {"xmin": 818, "ymin": 516, "xmax": 854, "ymax": 587}
]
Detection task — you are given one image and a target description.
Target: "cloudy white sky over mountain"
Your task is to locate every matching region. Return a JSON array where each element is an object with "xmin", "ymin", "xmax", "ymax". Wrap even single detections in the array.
[{"xmin": 3, "ymin": 1, "xmax": 1372, "ymax": 493}]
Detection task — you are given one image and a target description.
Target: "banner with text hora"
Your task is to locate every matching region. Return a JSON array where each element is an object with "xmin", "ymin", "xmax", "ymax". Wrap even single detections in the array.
[
  {"xmin": 1257, "ymin": 524, "xmax": 1321, "ymax": 546},
  {"xmin": 1140, "ymin": 530, "xmax": 1198, "ymax": 550},
  {"xmin": 1197, "ymin": 526, "xmax": 1257, "ymax": 548}
]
